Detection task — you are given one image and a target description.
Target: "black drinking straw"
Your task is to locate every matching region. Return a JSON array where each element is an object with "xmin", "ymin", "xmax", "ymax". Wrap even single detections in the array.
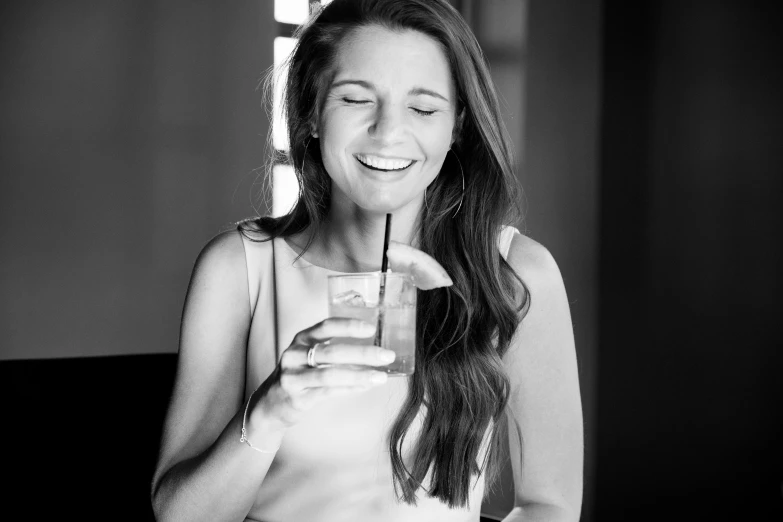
[{"xmin": 374, "ymin": 213, "xmax": 392, "ymax": 347}]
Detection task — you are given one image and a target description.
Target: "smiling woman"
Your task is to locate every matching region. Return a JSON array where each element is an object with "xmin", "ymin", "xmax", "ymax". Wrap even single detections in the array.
[
  {"xmin": 318, "ymin": 26, "xmax": 457, "ymax": 215},
  {"xmin": 151, "ymin": 1, "xmax": 583, "ymax": 521}
]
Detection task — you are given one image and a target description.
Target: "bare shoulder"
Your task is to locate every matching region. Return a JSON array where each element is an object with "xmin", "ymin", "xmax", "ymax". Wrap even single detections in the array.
[
  {"xmin": 195, "ymin": 229, "xmax": 246, "ymax": 267},
  {"xmin": 192, "ymin": 227, "xmax": 271, "ymax": 288},
  {"xmin": 502, "ymin": 233, "xmax": 583, "ymax": 517},
  {"xmin": 505, "ymin": 231, "xmax": 566, "ymax": 299},
  {"xmin": 501, "ymin": 231, "xmax": 574, "ymax": 367},
  {"xmin": 153, "ymin": 229, "xmax": 253, "ymax": 486},
  {"xmin": 181, "ymin": 228, "xmax": 253, "ymax": 359},
  {"xmin": 183, "ymin": 230, "xmax": 246, "ymax": 303}
]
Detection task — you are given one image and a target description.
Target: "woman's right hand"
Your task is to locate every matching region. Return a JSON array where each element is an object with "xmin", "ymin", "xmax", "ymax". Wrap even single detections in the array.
[{"xmin": 244, "ymin": 317, "xmax": 394, "ymax": 435}]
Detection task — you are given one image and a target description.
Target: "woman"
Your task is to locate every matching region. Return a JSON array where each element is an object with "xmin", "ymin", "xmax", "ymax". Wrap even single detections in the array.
[{"xmin": 151, "ymin": 1, "xmax": 583, "ymax": 521}]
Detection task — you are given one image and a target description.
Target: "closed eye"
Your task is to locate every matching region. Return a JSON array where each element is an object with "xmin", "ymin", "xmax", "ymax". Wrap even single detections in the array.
[
  {"xmin": 341, "ymin": 97, "xmax": 435, "ymax": 116},
  {"xmin": 342, "ymin": 97, "xmax": 371, "ymax": 105}
]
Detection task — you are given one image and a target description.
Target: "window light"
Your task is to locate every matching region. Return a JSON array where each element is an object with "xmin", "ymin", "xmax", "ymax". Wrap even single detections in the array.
[
  {"xmin": 272, "ymin": 164, "xmax": 300, "ymax": 217},
  {"xmin": 274, "ymin": 0, "xmax": 309, "ymax": 25}
]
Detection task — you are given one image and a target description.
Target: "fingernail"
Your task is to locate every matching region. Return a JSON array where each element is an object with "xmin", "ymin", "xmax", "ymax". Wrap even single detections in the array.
[
  {"xmin": 371, "ymin": 372, "xmax": 388, "ymax": 384},
  {"xmin": 379, "ymin": 350, "xmax": 396, "ymax": 363}
]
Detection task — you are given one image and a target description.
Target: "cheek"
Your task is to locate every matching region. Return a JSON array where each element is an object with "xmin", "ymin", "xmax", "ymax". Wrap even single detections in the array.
[
  {"xmin": 318, "ymin": 119, "xmax": 349, "ymax": 172},
  {"xmin": 320, "ymin": 110, "xmax": 360, "ymax": 156},
  {"xmin": 423, "ymin": 118, "xmax": 455, "ymax": 151},
  {"xmin": 424, "ymin": 151, "xmax": 449, "ymax": 186},
  {"xmin": 320, "ymin": 117, "xmax": 343, "ymax": 151},
  {"xmin": 419, "ymin": 121, "xmax": 454, "ymax": 166}
]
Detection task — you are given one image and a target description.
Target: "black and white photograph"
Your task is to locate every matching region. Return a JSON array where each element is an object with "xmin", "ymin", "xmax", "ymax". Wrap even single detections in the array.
[{"xmin": 1, "ymin": 1, "xmax": 781, "ymax": 520}]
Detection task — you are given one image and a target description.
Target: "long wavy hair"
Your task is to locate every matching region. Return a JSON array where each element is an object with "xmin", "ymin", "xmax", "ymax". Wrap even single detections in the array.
[{"xmin": 239, "ymin": 0, "xmax": 529, "ymax": 509}]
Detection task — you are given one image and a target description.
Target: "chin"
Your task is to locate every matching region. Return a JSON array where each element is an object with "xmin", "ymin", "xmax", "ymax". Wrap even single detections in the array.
[
  {"xmin": 351, "ymin": 191, "xmax": 412, "ymax": 215},
  {"xmin": 357, "ymin": 199, "xmax": 402, "ymax": 214}
]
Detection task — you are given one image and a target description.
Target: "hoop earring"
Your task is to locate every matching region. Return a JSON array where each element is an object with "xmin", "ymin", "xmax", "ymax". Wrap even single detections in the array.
[{"xmin": 449, "ymin": 149, "xmax": 465, "ymax": 218}]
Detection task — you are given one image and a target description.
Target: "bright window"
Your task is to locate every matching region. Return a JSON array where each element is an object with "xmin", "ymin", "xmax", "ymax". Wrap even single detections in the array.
[
  {"xmin": 274, "ymin": 0, "xmax": 309, "ymax": 25},
  {"xmin": 273, "ymin": 36, "xmax": 297, "ymax": 152},
  {"xmin": 272, "ymin": 164, "xmax": 300, "ymax": 217},
  {"xmin": 271, "ymin": 1, "xmax": 331, "ymax": 217}
]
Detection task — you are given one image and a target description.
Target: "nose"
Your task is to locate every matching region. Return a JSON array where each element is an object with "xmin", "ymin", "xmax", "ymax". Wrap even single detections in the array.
[{"xmin": 368, "ymin": 103, "xmax": 406, "ymax": 145}]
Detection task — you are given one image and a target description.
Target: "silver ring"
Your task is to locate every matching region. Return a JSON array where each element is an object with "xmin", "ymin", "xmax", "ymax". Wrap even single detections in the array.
[{"xmin": 307, "ymin": 341, "xmax": 329, "ymax": 368}]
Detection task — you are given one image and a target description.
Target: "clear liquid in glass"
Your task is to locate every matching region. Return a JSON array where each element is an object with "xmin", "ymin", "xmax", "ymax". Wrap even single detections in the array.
[{"xmin": 329, "ymin": 302, "xmax": 416, "ymax": 376}]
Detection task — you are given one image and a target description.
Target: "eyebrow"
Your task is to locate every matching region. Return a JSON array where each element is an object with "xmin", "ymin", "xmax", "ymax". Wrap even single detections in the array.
[{"xmin": 330, "ymin": 79, "xmax": 450, "ymax": 103}]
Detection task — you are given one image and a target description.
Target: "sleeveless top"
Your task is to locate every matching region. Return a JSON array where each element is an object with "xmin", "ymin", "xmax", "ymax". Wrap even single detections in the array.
[{"xmin": 238, "ymin": 225, "xmax": 519, "ymax": 522}]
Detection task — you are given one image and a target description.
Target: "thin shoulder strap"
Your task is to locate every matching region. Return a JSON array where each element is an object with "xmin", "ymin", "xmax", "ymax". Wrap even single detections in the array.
[{"xmin": 499, "ymin": 225, "xmax": 519, "ymax": 260}]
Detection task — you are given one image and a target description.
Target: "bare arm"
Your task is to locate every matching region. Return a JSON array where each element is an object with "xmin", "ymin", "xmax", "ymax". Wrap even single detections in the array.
[
  {"xmin": 151, "ymin": 230, "xmax": 392, "ymax": 521},
  {"xmin": 151, "ymin": 231, "xmax": 285, "ymax": 522},
  {"xmin": 501, "ymin": 234, "xmax": 584, "ymax": 522}
]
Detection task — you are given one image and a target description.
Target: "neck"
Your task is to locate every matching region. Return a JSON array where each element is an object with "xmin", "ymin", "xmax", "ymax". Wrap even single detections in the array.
[{"xmin": 293, "ymin": 197, "xmax": 424, "ymax": 273}]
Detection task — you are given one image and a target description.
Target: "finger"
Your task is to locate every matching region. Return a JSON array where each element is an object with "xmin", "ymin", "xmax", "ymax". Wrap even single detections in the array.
[
  {"xmin": 292, "ymin": 317, "xmax": 377, "ymax": 346},
  {"xmin": 280, "ymin": 344, "xmax": 309, "ymax": 370},
  {"xmin": 317, "ymin": 385, "xmax": 374, "ymax": 397},
  {"xmin": 280, "ymin": 343, "xmax": 394, "ymax": 369},
  {"xmin": 387, "ymin": 240, "xmax": 453, "ymax": 289},
  {"xmin": 280, "ymin": 367, "xmax": 387, "ymax": 393},
  {"xmin": 280, "ymin": 342, "xmax": 392, "ymax": 370},
  {"xmin": 314, "ymin": 344, "xmax": 395, "ymax": 367},
  {"xmin": 303, "ymin": 385, "xmax": 374, "ymax": 400}
]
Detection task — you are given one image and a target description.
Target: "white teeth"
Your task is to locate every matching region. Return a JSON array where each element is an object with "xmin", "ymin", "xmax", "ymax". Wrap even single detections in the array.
[{"xmin": 356, "ymin": 154, "xmax": 414, "ymax": 171}]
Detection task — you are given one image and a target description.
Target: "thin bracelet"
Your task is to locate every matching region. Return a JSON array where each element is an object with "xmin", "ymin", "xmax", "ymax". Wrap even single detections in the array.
[{"xmin": 240, "ymin": 395, "xmax": 281, "ymax": 454}]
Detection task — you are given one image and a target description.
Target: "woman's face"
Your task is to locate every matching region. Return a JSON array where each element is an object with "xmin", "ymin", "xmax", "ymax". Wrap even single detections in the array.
[{"xmin": 317, "ymin": 25, "xmax": 458, "ymax": 215}]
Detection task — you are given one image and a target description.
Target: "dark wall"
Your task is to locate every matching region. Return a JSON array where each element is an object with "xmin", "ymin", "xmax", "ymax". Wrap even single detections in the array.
[
  {"xmin": 597, "ymin": 1, "xmax": 783, "ymax": 520},
  {"xmin": 470, "ymin": 1, "xmax": 603, "ymax": 519},
  {"xmin": 0, "ymin": 0, "xmax": 273, "ymax": 360},
  {"xmin": 522, "ymin": 1, "xmax": 602, "ymax": 519}
]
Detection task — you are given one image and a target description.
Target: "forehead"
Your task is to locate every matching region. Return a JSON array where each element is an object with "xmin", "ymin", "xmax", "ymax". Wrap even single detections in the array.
[{"xmin": 332, "ymin": 25, "xmax": 454, "ymax": 100}]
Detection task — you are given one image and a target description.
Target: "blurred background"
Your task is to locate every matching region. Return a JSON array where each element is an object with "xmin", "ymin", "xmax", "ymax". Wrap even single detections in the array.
[{"xmin": 1, "ymin": 0, "xmax": 781, "ymax": 520}]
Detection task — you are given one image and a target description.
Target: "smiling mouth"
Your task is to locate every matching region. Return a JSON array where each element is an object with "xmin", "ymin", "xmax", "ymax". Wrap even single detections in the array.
[{"xmin": 355, "ymin": 154, "xmax": 415, "ymax": 172}]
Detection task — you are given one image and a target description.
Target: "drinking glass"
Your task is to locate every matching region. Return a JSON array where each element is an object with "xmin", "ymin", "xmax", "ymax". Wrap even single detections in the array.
[{"xmin": 327, "ymin": 272, "xmax": 416, "ymax": 376}]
